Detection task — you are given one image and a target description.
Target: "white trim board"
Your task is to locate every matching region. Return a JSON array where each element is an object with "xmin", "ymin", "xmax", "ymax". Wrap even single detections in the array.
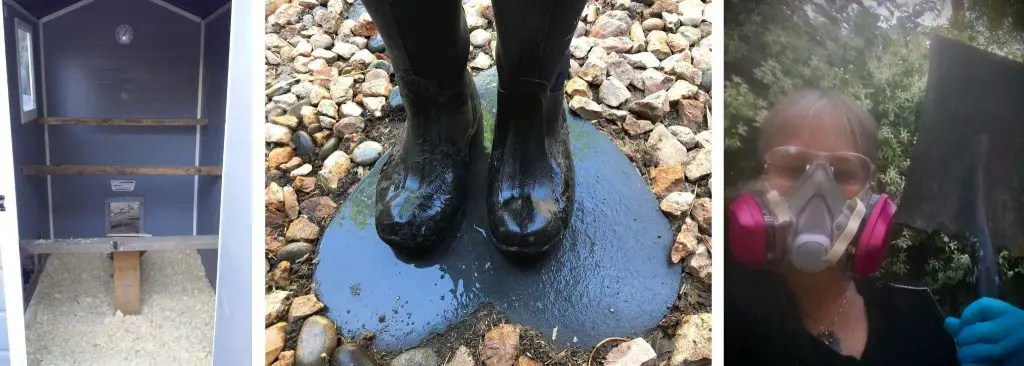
[
  {"xmin": 39, "ymin": 0, "xmax": 92, "ymax": 23},
  {"xmin": 0, "ymin": 2, "xmax": 31, "ymax": 363},
  {"xmin": 203, "ymin": 3, "xmax": 230, "ymax": 23},
  {"xmin": 149, "ymin": 0, "xmax": 199, "ymax": 23},
  {"xmin": 40, "ymin": 0, "xmax": 207, "ymax": 24},
  {"xmin": 40, "ymin": 22, "xmax": 53, "ymax": 240},
  {"xmin": 2, "ymin": 0, "xmax": 37, "ymax": 21},
  {"xmin": 192, "ymin": 21, "xmax": 205, "ymax": 235}
]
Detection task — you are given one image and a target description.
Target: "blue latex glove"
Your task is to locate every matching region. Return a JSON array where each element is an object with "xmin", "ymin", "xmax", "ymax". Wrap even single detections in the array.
[{"xmin": 943, "ymin": 297, "xmax": 1024, "ymax": 366}]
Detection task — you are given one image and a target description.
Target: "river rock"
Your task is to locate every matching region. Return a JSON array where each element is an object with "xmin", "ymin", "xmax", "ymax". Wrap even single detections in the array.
[
  {"xmin": 668, "ymin": 126, "xmax": 698, "ymax": 149},
  {"xmin": 660, "ymin": 191, "xmax": 695, "ymax": 217},
  {"xmin": 604, "ymin": 338, "xmax": 657, "ymax": 366},
  {"xmin": 351, "ymin": 141, "xmax": 384, "ymax": 166},
  {"xmin": 647, "ymin": 123, "xmax": 687, "ymax": 167},
  {"xmin": 470, "ymin": 29, "xmax": 491, "ymax": 48},
  {"xmin": 293, "ymin": 131, "xmax": 317, "ymax": 158},
  {"xmin": 289, "ymin": 294, "xmax": 325, "ymax": 322},
  {"xmin": 335, "ymin": 117, "xmax": 365, "ymax": 135},
  {"xmin": 569, "ymin": 96, "xmax": 604, "ymax": 120},
  {"xmin": 267, "ymin": 322, "xmax": 288, "ymax": 365},
  {"xmin": 685, "ymin": 148, "xmax": 711, "ymax": 181},
  {"xmin": 629, "ymin": 91, "xmax": 670, "ymax": 122},
  {"xmin": 319, "ymin": 151, "xmax": 353, "ymax": 190},
  {"xmin": 570, "ymin": 37, "xmax": 595, "ymax": 59},
  {"xmin": 278, "ymin": 242, "xmax": 315, "ymax": 263},
  {"xmin": 390, "ymin": 348, "xmax": 438, "ymax": 366},
  {"xmin": 300, "ymin": 196, "xmax": 339, "ymax": 224},
  {"xmin": 295, "ymin": 315, "xmax": 339, "ymax": 366},
  {"xmin": 589, "ymin": 10, "xmax": 631, "ymax": 39},
  {"xmin": 331, "ymin": 344, "xmax": 378, "ymax": 366},
  {"xmin": 286, "ymin": 217, "xmax": 320, "ymax": 242},
  {"xmin": 267, "ymin": 123, "xmax": 293, "ymax": 144},
  {"xmin": 265, "ymin": 291, "xmax": 290, "ymax": 326}
]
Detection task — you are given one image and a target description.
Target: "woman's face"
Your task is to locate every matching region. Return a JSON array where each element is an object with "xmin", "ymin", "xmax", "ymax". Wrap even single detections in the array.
[{"xmin": 764, "ymin": 121, "xmax": 866, "ymax": 200}]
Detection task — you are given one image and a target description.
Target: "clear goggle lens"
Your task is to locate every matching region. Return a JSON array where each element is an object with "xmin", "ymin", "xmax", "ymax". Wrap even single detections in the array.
[{"xmin": 764, "ymin": 146, "xmax": 875, "ymax": 190}]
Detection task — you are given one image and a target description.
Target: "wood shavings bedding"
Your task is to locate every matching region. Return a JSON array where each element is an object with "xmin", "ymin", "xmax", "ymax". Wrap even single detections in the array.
[{"xmin": 24, "ymin": 250, "xmax": 214, "ymax": 366}]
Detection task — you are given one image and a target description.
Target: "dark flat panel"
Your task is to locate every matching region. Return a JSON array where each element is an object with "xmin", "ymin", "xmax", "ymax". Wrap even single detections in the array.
[
  {"xmin": 43, "ymin": 0, "xmax": 201, "ymax": 238},
  {"xmin": 6, "ymin": 4, "xmax": 49, "ymax": 241}
]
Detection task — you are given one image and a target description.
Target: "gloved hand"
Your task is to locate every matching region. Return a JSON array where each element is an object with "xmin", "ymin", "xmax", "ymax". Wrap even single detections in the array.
[{"xmin": 943, "ymin": 297, "xmax": 1024, "ymax": 366}]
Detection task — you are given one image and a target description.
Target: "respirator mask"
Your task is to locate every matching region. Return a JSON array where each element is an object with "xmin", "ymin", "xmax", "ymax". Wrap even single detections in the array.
[{"xmin": 727, "ymin": 146, "xmax": 897, "ymax": 276}]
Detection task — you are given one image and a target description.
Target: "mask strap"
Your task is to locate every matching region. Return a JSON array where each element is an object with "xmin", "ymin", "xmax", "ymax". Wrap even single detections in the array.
[
  {"xmin": 765, "ymin": 189, "xmax": 793, "ymax": 224},
  {"xmin": 825, "ymin": 198, "xmax": 867, "ymax": 264}
]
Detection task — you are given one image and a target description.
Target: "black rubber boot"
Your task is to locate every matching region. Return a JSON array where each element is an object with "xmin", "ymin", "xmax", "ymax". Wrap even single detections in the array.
[
  {"xmin": 365, "ymin": 0, "xmax": 481, "ymax": 257},
  {"xmin": 488, "ymin": 0, "xmax": 587, "ymax": 260}
]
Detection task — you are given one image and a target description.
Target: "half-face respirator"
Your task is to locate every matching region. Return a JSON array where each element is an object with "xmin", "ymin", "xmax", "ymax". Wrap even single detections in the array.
[{"xmin": 727, "ymin": 147, "xmax": 897, "ymax": 276}]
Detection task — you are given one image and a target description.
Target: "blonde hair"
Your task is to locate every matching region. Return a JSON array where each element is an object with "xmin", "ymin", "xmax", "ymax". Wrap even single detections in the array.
[{"xmin": 758, "ymin": 89, "xmax": 879, "ymax": 162}]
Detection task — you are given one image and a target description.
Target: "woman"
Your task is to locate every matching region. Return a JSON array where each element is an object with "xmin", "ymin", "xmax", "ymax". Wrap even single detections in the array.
[{"xmin": 724, "ymin": 89, "xmax": 960, "ymax": 364}]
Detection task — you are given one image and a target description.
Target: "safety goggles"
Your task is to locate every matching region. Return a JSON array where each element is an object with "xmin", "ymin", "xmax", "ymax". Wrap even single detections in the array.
[{"xmin": 763, "ymin": 146, "xmax": 876, "ymax": 190}]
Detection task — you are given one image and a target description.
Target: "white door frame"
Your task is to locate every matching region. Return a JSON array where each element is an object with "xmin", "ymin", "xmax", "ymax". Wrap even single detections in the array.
[{"xmin": 0, "ymin": 7, "xmax": 30, "ymax": 366}]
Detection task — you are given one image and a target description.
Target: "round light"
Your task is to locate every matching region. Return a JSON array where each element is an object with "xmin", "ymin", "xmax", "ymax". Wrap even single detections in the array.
[{"xmin": 115, "ymin": 24, "xmax": 133, "ymax": 45}]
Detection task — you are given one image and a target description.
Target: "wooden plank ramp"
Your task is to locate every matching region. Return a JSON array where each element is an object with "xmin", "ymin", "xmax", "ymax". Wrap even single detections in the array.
[
  {"xmin": 113, "ymin": 251, "xmax": 141, "ymax": 315},
  {"xmin": 20, "ymin": 235, "xmax": 218, "ymax": 254},
  {"xmin": 37, "ymin": 117, "xmax": 207, "ymax": 126},
  {"xmin": 22, "ymin": 165, "xmax": 222, "ymax": 176}
]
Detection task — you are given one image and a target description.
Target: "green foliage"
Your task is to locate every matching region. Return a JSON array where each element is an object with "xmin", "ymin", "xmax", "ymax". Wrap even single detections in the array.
[{"xmin": 724, "ymin": 0, "xmax": 1024, "ymax": 295}]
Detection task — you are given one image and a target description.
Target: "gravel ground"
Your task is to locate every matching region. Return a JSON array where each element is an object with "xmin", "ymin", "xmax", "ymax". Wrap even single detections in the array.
[
  {"xmin": 24, "ymin": 251, "xmax": 214, "ymax": 366},
  {"xmin": 265, "ymin": 0, "xmax": 713, "ymax": 364}
]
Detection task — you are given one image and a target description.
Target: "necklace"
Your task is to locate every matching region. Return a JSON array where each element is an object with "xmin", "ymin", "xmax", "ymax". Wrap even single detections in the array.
[{"xmin": 814, "ymin": 283, "xmax": 852, "ymax": 352}]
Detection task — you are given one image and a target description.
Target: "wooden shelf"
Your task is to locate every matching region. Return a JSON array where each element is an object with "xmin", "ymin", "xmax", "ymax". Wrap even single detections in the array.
[
  {"xmin": 23, "ymin": 165, "xmax": 222, "ymax": 176},
  {"xmin": 20, "ymin": 235, "xmax": 218, "ymax": 254},
  {"xmin": 37, "ymin": 117, "xmax": 207, "ymax": 126}
]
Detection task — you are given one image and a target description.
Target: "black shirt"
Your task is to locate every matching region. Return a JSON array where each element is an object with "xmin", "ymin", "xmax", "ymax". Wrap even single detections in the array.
[{"xmin": 725, "ymin": 260, "xmax": 959, "ymax": 365}]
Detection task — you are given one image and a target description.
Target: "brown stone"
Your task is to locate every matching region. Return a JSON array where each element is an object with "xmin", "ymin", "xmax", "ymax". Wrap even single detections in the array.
[
  {"xmin": 352, "ymin": 17, "xmax": 377, "ymax": 37},
  {"xmin": 671, "ymin": 218, "xmax": 701, "ymax": 264},
  {"xmin": 270, "ymin": 261, "xmax": 292, "ymax": 287},
  {"xmin": 266, "ymin": 236, "xmax": 285, "ymax": 253},
  {"xmin": 480, "ymin": 324, "xmax": 520, "ymax": 366},
  {"xmin": 288, "ymin": 294, "xmax": 325, "ymax": 322},
  {"xmin": 265, "ymin": 322, "xmax": 287, "ymax": 366},
  {"xmin": 271, "ymin": 350, "xmax": 295, "ymax": 366},
  {"xmin": 279, "ymin": 157, "xmax": 304, "ymax": 172},
  {"xmin": 679, "ymin": 99, "xmax": 705, "ymax": 128},
  {"xmin": 649, "ymin": 165, "xmax": 685, "ymax": 196},
  {"xmin": 622, "ymin": 116, "xmax": 655, "ymax": 136},
  {"xmin": 268, "ymin": 147, "xmax": 296, "ymax": 170},
  {"xmin": 270, "ymin": 115, "xmax": 299, "ymax": 128},
  {"xmin": 286, "ymin": 217, "xmax": 321, "ymax": 241},
  {"xmin": 448, "ymin": 346, "xmax": 475, "ymax": 366},
  {"xmin": 313, "ymin": 131, "xmax": 332, "ymax": 146},
  {"xmin": 266, "ymin": 208, "xmax": 289, "ymax": 231},
  {"xmin": 691, "ymin": 197, "xmax": 712, "ymax": 234},
  {"xmin": 671, "ymin": 313, "xmax": 712, "ymax": 364},
  {"xmin": 516, "ymin": 356, "xmax": 541, "ymax": 366},
  {"xmin": 265, "ymin": 0, "xmax": 289, "ymax": 16},
  {"xmin": 293, "ymin": 176, "xmax": 317, "ymax": 193},
  {"xmin": 283, "ymin": 187, "xmax": 300, "ymax": 219},
  {"xmin": 300, "ymin": 196, "xmax": 338, "ymax": 224},
  {"xmin": 646, "ymin": 0, "xmax": 678, "ymax": 17},
  {"xmin": 266, "ymin": 183, "xmax": 285, "ymax": 211}
]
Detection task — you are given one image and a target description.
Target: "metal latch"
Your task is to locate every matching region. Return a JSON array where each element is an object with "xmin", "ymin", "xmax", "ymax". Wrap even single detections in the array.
[{"xmin": 0, "ymin": 195, "xmax": 5, "ymax": 212}]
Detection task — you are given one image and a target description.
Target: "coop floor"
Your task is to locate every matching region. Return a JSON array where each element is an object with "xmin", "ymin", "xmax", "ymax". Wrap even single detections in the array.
[{"xmin": 24, "ymin": 250, "xmax": 214, "ymax": 366}]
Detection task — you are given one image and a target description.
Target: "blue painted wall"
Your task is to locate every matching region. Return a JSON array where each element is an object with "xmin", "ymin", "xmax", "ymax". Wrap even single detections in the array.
[
  {"xmin": 6, "ymin": 4, "xmax": 48, "ymax": 241},
  {"xmin": 197, "ymin": 8, "xmax": 230, "ymax": 288},
  {"xmin": 43, "ymin": 0, "xmax": 201, "ymax": 238}
]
